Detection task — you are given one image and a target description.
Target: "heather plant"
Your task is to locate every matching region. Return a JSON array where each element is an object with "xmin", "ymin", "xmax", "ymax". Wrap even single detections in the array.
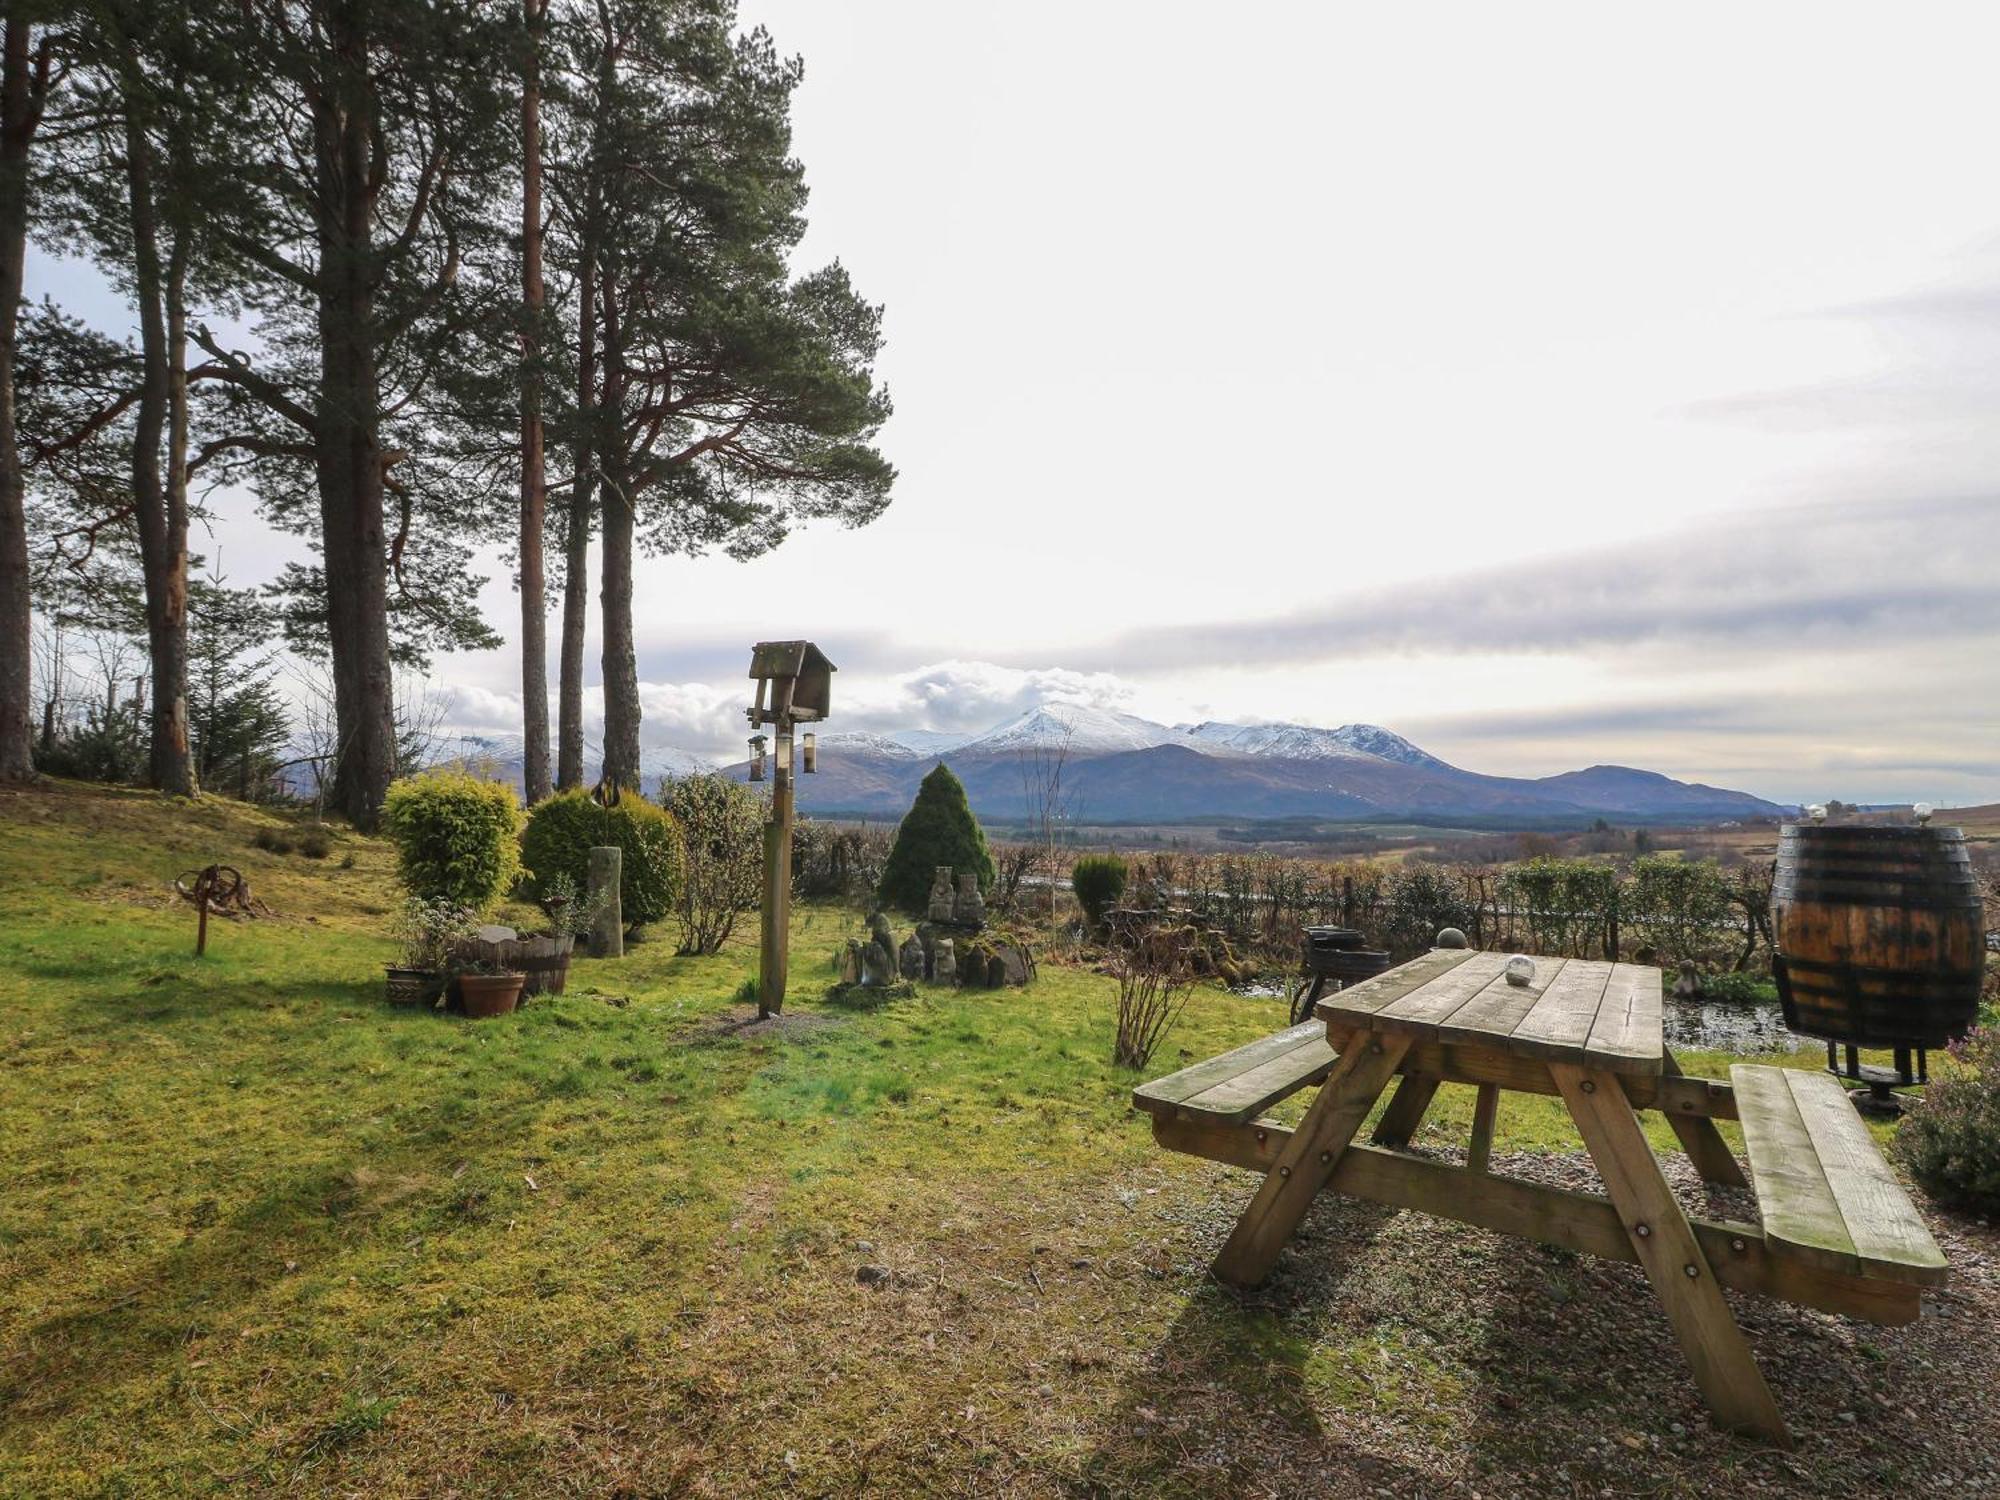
[{"xmin": 1892, "ymin": 1028, "xmax": 2000, "ymax": 1214}]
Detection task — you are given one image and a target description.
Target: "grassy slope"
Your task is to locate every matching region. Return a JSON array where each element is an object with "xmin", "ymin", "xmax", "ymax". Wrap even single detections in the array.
[{"xmin": 0, "ymin": 781, "xmax": 1938, "ymax": 1497}]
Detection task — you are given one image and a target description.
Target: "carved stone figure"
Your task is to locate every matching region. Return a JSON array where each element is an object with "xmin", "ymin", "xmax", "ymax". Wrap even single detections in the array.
[
  {"xmin": 837, "ymin": 940, "xmax": 863, "ymax": 985},
  {"xmin": 915, "ymin": 921, "xmax": 937, "ymax": 977},
  {"xmin": 952, "ymin": 872, "xmax": 985, "ymax": 929},
  {"xmin": 868, "ymin": 910, "xmax": 896, "ymax": 960},
  {"xmin": 861, "ymin": 937, "xmax": 897, "ymax": 987},
  {"xmin": 933, "ymin": 938, "xmax": 958, "ymax": 986},
  {"xmin": 928, "ymin": 867, "xmax": 957, "ymax": 925},
  {"xmin": 898, "ymin": 934, "xmax": 925, "ymax": 980}
]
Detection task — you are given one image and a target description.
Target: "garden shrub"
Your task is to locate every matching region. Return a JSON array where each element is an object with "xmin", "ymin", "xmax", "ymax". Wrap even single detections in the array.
[
  {"xmin": 520, "ymin": 788, "xmax": 685, "ymax": 930},
  {"xmin": 877, "ymin": 764, "xmax": 993, "ymax": 914},
  {"xmin": 1695, "ymin": 970, "xmax": 1777, "ymax": 1005},
  {"xmin": 660, "ymin": 774, "xmax": 763, "ymax": 955},
  {"xmin": 297, "ymin": 825, "xmax": 333, "ymax": 860},
  {"xmin": 383, "ymin": 772, "xmax": 521, "ymax": 912},
  {"xmin": 1071, "ymin": 853, "xmax": 1128, "ymax": 931},
  {"xmin": 1893, "ymin": 1027, "xmax": 2000, "ymax": 1214},
  {"xmin": 251, "ymin": 826, "xmax": 295, "ymax": 855},
  {"xmin": 1627, "ymin": 855, "xmax": 1733, "ymax": 969}
]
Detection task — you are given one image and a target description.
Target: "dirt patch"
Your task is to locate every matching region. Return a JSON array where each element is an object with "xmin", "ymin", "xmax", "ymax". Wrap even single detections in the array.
[{"xmin": 682, "ymin": 1003, "xmax": 846, "ymax": 1043}]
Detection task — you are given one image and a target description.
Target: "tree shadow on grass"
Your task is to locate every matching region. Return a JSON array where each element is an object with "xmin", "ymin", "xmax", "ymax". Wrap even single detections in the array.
[
  {"xmin": 0, "ymin": 1088, "xmax": 554, "ymax": 1462},
  {"xmin": 1073, "ymin": 1192, "xmax": 1440, "ymax": 1497}
]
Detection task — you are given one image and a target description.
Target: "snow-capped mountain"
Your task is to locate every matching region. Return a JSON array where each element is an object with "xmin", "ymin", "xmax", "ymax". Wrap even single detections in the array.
[
  {"xmin": 1177, "ymin": 721, "xmax": 1453, "ymax": 769},
  {"xmin": 753, "ymin": 703, "xmax": 1784, "ymax": 827}
]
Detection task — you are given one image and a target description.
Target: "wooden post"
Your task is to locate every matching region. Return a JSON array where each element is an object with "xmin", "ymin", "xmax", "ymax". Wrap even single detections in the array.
[
  {"xmin": 758, "ymin": 727, "xmax": 794, "ymax": 1017},
  {"xmin": 587, "ymin": 845, "xmax": 623, "ymax": 958},
  {"xmin": 1467, "ymin": 1082, "xmax": 1499, "ymax": 1172}
]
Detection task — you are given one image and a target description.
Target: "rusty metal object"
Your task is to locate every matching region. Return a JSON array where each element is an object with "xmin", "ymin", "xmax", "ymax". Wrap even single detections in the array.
[{"xmin": 173, "ymin": 864, "xmax": 259, "ymax": 955}]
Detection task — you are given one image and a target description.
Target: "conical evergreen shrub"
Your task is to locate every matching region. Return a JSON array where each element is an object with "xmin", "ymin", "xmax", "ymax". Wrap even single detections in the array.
[{"xmin": 878, "ymin": 763, "xmax": 995, "ymax": 914}]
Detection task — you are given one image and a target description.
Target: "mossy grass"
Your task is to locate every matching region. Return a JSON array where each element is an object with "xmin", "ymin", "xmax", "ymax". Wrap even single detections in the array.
[{"xmin": 0, "ymin": 780, "xmax": 1914, "ymax": 1495}]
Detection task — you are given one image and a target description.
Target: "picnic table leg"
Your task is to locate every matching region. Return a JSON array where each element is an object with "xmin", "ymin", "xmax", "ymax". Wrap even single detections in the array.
[
  {"xmin": 1552, "ymin": 1063, "xmax": 1790, "ymax": 1446},
  {"xmin": 1370, "ymin": 1073, "xmax": 1439, "ymax": 1147},
  {"xmin": 1661, "ymin": 1051, "xmax": 1750, "ymax": 1189},
  {"xmin": 1213, "ymin": 1033, "xmax": 1412, "ymax": 1287}
]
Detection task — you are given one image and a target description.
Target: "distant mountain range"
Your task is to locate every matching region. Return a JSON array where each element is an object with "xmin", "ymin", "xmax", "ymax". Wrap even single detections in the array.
[
  {"xmin": 400, "ymin": 705, "xmax": 1787, "ymax": 829},
  {"xmin": 773, "ymin": 704, "xmax": 1788, "ymax": 828}
]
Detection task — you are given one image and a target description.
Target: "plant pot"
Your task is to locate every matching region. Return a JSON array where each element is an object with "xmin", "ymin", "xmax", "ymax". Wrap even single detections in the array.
[
  {"xmin": 386, "ymin": 965, "xmax": 444, "ymax": 1007},
  {"xmin": 458, "ymin": 972, "xmax": 526, "ymax": 1019},
  {"xmin": 515, "ymin": 933, "xmax": 575, "ymax": 996}
]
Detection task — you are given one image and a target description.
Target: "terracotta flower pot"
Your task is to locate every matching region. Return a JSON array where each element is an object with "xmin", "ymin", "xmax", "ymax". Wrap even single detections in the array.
[{"xmin": 458, "ymin": 972, "xmax": 526, "ymax": 1019}]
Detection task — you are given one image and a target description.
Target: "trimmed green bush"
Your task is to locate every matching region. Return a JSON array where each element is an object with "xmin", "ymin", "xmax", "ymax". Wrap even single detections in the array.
[
  {"xmin": 660, "ymin": 774, "xmax": 763, "ymax": 956},
  {"xmin": 877, "ymin": 764, "xmax": 994, "ymax": 915},
  {"xmin": 519, "ymin": 789, "xmax": 685, "ymax": 929},
  {"xmin": 382, "ymin": 772, "xmax": 521, "ymax": 912},
  {"xmin": 1071, "ymin": 854, "xmax": 1128, "ymax": 931},
  {"xmin": 1893, "ymin": 1027, "xmax": 2000, "ymax": 1214}
]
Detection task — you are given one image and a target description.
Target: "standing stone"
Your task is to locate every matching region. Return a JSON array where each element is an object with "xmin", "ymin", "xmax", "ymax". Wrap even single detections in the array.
[
  {"xmin": 868, "ymin": 910, "xmax": 896, "ymax": 962},
  {"xmin": 898, "ymin": 934, "xmax": 925, "ymax": 980},
  {"xmin": 915, "ymin": 921, "xmax": 937, "ymax": 978},
  {"xmin": 587, "ymin": 846, "xmax": 623, "ymax": 958},
  {"xmin": 933, "ymin": 938, "xmax": 958, "ymax": 986},
  {"xmin": 861, "ymin": 937, "xmax": 896, "ymax": 987},
  {"xmin": 837, "ymin": 940, "xmax": 863, "ymax": 985},
  {"xmin": 953, "ymin": 872, "xmax": 985, "ymax": 929},
  {"xmin": 928, "ymin": 867, "xmax": 957, "ymax": 924}
]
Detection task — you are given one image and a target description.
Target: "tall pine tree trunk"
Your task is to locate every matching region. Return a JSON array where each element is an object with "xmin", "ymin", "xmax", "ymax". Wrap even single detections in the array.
[
  {"xmin": 313, "ymin": 32, "xmax": 396, "ymax": 829},
  {"xmin": 557, "ymin": 237, "xmax": 595, "ymax": 790},
  {"xmin": 124, "ymin": 101, "xmax": 195, "ymax": 797},
  {"xmin": 597, "ymin": 262, "xmax": 640, "ymax": 790},
  {"xmin": 516, "ymin": 0, "xmax": 551, "ymax": 804},
  {"xmin": 0, "ymin": 20, "xmax": 45, "ymax": 783}
]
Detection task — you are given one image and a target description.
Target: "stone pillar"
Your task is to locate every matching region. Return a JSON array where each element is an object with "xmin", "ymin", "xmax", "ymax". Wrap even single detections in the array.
[{"xmin": 588, "ymin": 846, "xmax": 623, "ymax": 958}]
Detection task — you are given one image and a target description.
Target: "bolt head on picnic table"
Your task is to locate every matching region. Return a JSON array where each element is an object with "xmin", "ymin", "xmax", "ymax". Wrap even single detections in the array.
[{"xmin": 1134, "ymin": 947, "xmax": 1950, "ymax": 1448}]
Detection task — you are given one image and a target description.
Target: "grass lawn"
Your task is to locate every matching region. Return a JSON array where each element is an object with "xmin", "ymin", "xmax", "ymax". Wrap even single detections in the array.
[{"xmin": 0, "ymin": 781, "xmax": 1994, "ymax": 1497}]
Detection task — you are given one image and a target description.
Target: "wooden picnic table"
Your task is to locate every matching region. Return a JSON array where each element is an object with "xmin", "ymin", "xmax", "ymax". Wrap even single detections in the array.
[{"xmin": 1134, "ymin": 947, "xmax": 1948, "ymax": 1446}]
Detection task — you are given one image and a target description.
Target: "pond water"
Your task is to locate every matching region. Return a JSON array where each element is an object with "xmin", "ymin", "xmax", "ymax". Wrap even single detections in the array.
[{"xmin": 1227, "ymin": 977, "xmax": 1812, "ymax": 1055}]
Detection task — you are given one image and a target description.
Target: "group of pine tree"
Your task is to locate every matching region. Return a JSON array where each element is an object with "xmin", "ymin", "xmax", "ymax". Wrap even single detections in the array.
[{"xmin": 0, "ymin": 0, "xmax": 892, "ymax": 824}]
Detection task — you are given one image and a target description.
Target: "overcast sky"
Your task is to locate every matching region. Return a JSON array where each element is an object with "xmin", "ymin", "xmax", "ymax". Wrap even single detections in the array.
[{"xmin": 29, "ymin": 1, "xmax": 2000, "ymax": 804}]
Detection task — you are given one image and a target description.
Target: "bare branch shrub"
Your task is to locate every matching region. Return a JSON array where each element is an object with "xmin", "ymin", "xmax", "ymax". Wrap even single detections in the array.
[{"xmin": 1110, "ymin": 921, "xmax": 1198, "ymax": 1069}]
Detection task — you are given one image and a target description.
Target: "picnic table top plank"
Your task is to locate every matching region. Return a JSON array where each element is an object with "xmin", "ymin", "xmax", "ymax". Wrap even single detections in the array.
[
  {"xmin": 1436, "ymin": 956, "xmax": 1571, "ymax": 1048},
  {"xmin": 1582, "ymin": 963, "xmax": 1666, "ymax": 1074},
  {"xmin": 1314, "ymin": 946, "xmax": 1479, "ymax": 1024},
  {"xmin": 1780, "ymin": 1067, "xmax": 1948, "ymax": 1285},
  {"xmin": 1504, "ymin": 958, "xmax": 1618, "ymax": 1063},
  {"xmin": 1365, "ymin": 951, "xmax": 1515, "ymax": 1037}
]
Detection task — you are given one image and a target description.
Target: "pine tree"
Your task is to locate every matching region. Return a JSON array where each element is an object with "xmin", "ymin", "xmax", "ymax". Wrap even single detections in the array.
[{"xmin": 878, "ymin": 764, "xmax": 994, "ymax": 915}]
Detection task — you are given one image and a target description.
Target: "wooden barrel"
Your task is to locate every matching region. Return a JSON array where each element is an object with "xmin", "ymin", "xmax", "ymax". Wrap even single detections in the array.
[{"xmin": 1771, "ymin": 823, "xmax": 1984, "ymax": 1048}]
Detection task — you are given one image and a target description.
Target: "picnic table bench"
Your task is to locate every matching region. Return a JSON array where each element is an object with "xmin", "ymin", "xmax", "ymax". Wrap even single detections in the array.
[{"xmin": 1134, "ymin": 947, "xmax": 1947, "ymax": 1446}]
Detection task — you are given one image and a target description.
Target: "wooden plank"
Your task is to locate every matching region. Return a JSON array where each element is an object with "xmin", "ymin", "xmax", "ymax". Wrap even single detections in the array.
[
  {"xmin": 1436, "ymin": 964, "xmax": 1556, "ymax": 1048},
  {"xmin": 1784, "ymin": 1069, "xmax": 1948, "ymax": 1286},
  {"xmin": 1582, "ymin": 963, "xmax": 1664, "ymax": 1073},
  {"xmin": 1315, "ymin": 947, "xmax": 1480, "ymax": 1029},
  {"xmin": 1211, "ymin": 1033, "xmax": 1412, "ymax": 1287},
  {"xmin": 1507, "ymin": 959, "xmax": 1614, "ymax": 1062},
  {"xmin": 1367, "ymin": 952, "xmax": 1522, "ymax": 1037},
  {"xmin": 1179, "ymin": 1036, "xmax": 1338, "ymax": 1123},
  {"xmin": 1132, "ymin": 1020, "xmax": 1325, "ymax": 1111},
  {"xmin": 1150, "ymin": 1117, "xmax": 1921, "ymax": 1326},
  {"xmin": 1555, "ymin": 1063, "xmax": 1788, "ymax": 1445},
  {"xmin": 1370, "ymin": 1038, "xmax": 1735, "ymax": 1118},
  {"xmin": 1371, "ymin": 1073, "xmax": 1440, "ymax": 1146},
  {"xmin": 1661, "ymin": 1051, "xmax": 1749, "ymax": 1188},
  {"xmin": 1467, "ymin": 1083, "xmax": 1500, "ymax": 1172},
  {"xmin": 1731, "ymin": 1064, "xmax": 1859, "ymax": 1280}
]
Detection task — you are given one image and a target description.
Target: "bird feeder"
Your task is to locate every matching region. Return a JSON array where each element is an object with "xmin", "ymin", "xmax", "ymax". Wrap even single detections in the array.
[{"xmin": 745, "ymin": 641, "xmax": 837, "ymax": 1018}]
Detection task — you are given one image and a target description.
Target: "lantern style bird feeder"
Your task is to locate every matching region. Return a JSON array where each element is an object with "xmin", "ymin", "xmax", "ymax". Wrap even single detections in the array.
[{"xmin": 746, "ymin": 641, "xmax": 834, "ymax": 1017}]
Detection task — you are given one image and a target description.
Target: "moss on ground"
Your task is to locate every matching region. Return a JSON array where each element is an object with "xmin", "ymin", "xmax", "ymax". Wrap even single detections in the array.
[{"xmin": 0, "ymin": 781, "xmax": 1976, "ymax": 1497}]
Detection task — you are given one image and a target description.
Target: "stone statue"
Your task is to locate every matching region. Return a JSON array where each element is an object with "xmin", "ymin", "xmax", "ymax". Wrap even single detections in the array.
[
  {"xmin": 928, "ymin": 867, "xmax": 957, "ymax": 925},
  {"xmin": 868, "ymin": 910, "xmax": 896, "ymax": 960},
  {"xmin": 898, "ymin": 934, "xmax": 925, "ymax": 980},
  {"xmin": 837, "ymin": 940, "xmax": 863, "ymax": 985},
  {"xmin": 915, "ymin": 922, "xmax": 937, "ymax": 977},
  {"xmin": 953, "ymin": 872, "xmax": 985, "ymax": 929},
  {"xmin": 933, "ymin": 938, "xmax": 957, "ymax": 986},
  {"xmin": 861, "ymin": 937, "xmax": 896, "ymax": 988}
]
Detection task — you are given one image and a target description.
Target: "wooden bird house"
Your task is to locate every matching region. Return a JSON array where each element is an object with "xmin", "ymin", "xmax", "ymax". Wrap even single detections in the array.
[{"xmin": 747, "ymin": 640, "xmax": 835, "ymax": 726}]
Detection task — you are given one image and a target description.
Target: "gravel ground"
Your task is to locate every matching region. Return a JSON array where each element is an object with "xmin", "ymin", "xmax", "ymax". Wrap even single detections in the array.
[{"xmin": 1104, "ymin": 1148, "xmax": 2000, "ymax": 1499}]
